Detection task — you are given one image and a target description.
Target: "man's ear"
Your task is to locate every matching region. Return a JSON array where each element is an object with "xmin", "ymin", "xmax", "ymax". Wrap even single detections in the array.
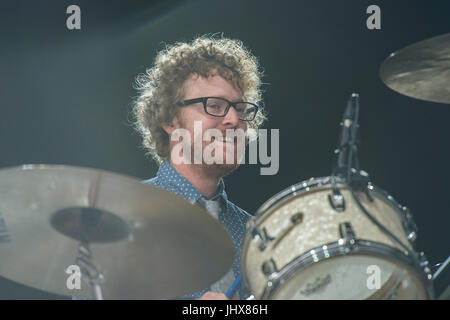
[
  {"xmin": 161, "ymin": 117, "xmax": 179, "ymax": 135},
  {"xmin": 162, "ymin": 122, "xmax": 174, "ymax": 135}
]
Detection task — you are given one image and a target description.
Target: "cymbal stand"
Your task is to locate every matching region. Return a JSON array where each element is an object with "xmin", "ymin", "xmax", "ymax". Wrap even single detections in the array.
[{"xmin": 76, "ymin": 241, "xmax": 104, "ymax": 300}]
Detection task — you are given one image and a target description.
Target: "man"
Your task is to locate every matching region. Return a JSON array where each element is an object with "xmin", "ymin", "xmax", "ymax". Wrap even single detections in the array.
[{"xmin": 132, "ymin": 36, "xmax": 266, "ymax": 299}]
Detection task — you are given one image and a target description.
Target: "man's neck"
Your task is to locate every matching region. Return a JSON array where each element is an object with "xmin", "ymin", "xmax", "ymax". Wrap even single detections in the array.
[{"xmin": 169, "ymin": 160, "xmax": 222, "ymax": 199}]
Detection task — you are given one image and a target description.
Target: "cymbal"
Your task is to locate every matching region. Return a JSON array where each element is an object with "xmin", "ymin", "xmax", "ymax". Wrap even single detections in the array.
[
  {"xmin": 380, "ymin": 33, "xmax": 450, "ymax": 104},
  {"xmin": 0, "ymin": 164, "xmax": 234, "ymax": 299}
]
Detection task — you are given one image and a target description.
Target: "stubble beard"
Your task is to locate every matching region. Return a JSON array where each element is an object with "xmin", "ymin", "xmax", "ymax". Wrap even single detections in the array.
[
  {"xmin": 191, "ymin": 141, "xmax": 242, "ymax": 178},
  {"xmin": 175, "ymin": 116, "xmax": 245, "ymax": 178}
]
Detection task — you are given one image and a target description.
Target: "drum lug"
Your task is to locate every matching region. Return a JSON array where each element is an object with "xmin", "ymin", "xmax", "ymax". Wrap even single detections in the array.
[
  {"xmin": 418, "ymin": 252, "xmax": 433, "ymax": 279},
  {"xmin": 365, "ymin": 184, "xmax": 375, "ymax": 202},
  {"xmin": 407, "ymin": 231, "xmax": 417, "ymax": 243},
  {"xmin": 251, "ymin": 213, "xmax": 304, "ymax": 251},
  {"xmin": 348, "ymin": 169, "xmax": 371, "ymax": 191},
  {"xmin": 250, "ymin": 224, "xmax": 272, "ymax": 251},
  {"xmin": 328, "ymin": 188, "xmax": 345, "ymax": 212},
  {"xmin": 338, "ymin": 222, "xmax": 356, "ymax": 245},
  {"xmin": 262, "ymin": 258, "xmax": 278, "ymax": 277},
  {"xmin": 401, "ymin": 207, "xmax": 419, "ymax": 247},
  {"xmin": 418, "ymin": 252, "xmax": 429, "ymax": 267}
]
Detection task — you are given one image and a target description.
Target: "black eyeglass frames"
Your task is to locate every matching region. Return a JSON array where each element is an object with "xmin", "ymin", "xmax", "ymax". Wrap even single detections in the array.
[{"xmin": 180, "ymin": 97, "xmax": 259, "ymax": 121}]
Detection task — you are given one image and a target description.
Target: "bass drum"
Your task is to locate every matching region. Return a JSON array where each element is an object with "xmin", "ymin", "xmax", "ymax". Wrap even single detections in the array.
[{"xmin": 241, "ymin": 177, "xmax": 434, "ymax": 299}]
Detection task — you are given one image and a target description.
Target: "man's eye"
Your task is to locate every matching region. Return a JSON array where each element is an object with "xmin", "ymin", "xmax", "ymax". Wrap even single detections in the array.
[{"xmin": 208, "ymin": 104, "xmax": 221, "ymax": 109}]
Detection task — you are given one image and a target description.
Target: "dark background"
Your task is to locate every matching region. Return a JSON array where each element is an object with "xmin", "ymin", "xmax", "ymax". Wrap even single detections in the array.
[{"xmin": 0, "ymin": 0, "xmax": 448, "ymax": 298}]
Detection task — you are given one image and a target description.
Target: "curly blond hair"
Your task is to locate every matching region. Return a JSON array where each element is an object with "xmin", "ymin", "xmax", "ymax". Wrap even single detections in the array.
[{"xmin": 132, "ymin": 35, "xmax": 266, "ymax": 163}]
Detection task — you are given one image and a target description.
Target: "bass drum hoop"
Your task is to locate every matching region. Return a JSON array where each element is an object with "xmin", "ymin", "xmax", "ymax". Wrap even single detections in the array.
[
  {"xmin": 256, "ymin": 176, "xmax": 403, "ymax": 218},
  {"xmin": 256, "ymin": 238, "xmax": 434, "ymax": 299}
]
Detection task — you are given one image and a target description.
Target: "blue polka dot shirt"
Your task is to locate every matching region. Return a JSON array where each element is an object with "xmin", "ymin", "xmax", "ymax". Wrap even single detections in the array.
[{"xmin": 143, "ymin": 161, "xmax": 252, "ymax": 299}]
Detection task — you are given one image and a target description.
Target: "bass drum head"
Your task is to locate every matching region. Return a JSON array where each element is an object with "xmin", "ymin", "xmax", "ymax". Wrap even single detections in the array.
[{"xmin": 270, "ymin": 253, "xmax": 427, "ymax": 300}]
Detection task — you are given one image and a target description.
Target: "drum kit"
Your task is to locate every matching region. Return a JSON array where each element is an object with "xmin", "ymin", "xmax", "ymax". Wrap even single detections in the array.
[{"xmin": 0, "ymin": 34, "xmax": 449, "ymax": 300}]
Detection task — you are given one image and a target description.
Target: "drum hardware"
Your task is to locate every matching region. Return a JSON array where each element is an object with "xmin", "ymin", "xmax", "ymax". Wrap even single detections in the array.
[
  {"xmin": 329, "ymin": 94, "xmax": 362, "ymax": 212},
  {"xmin": 338, "ymin": 222, "xmax": 356, "ymax": 242},
  {"xmin": 401, "ymin": 207, "xmax": 418, "ymax": 247},
  {"xmin": 250, "ymin": 211, "xmax": 305, "ymax": 252},
  {"xmin": 419, "ymin": 252, "xmax": 433, "ymax": 283},
  {"xmin": 329, "ymin": 171, "xmax": 374, "ymax": 212},
  {"xmin": 333, "ymin": 94, "xmax": 417, "ymax": 259},
  {"xmin": 432, "ymin": 256, "xmax": 449, "ymax": 278},
  {"xmin": 418, "ymin": 252, "xmax": 431, "ymax": 274},
  {"xmin": 365, "ymin": 183, "xmax": 375, "ymax": 202},
  {"xmin": 249, "ymin": 222, "xmax": 272, "ymax": 251},
  {"xmin": 262, "ymin": 259, "xmax": 278, "ymax": 277},
  {"xmin": 49, "ymin": 188, "xmax": 134, "ymax": 300},
  {"xmin": 432, "ymin": 256, "xmax": 450, "ymax": 300},
  {"xmin": 332, "ymin": 93, "xmax": 360, "ymax": 183},
  {"xmin": 75, "ymin": 241, "xmax": 105, "ymax": 300},
  {"xmin": 328, "ymin": 187, "xmax": 345, "ymax": 212}
]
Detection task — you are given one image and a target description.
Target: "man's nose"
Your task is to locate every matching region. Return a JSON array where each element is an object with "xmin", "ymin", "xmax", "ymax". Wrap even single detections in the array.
[{"xmin": 222, "ymin": 106, "xmax": 240, "ymax": 127}]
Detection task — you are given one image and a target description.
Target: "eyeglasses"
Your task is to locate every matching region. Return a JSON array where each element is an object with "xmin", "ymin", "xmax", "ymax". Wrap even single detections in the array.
[{"xmin": 180, "ymin": 97, "xmax": 259, "ymax": 121}]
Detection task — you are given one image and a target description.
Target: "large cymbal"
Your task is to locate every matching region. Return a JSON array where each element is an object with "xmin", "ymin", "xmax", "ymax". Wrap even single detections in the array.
[
  {"xmin": 0, "ymin": 164, "xmax": 234, "ymax": 299},
  {"xmin": 380, "ymin": 33, "xmax": 450, "ymax": 104}
]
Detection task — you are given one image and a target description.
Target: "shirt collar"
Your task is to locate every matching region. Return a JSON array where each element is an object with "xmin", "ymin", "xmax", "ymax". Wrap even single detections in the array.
[{"xmin": 155, "ymin": 161, "xmax": 228, "ymax": 204}]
